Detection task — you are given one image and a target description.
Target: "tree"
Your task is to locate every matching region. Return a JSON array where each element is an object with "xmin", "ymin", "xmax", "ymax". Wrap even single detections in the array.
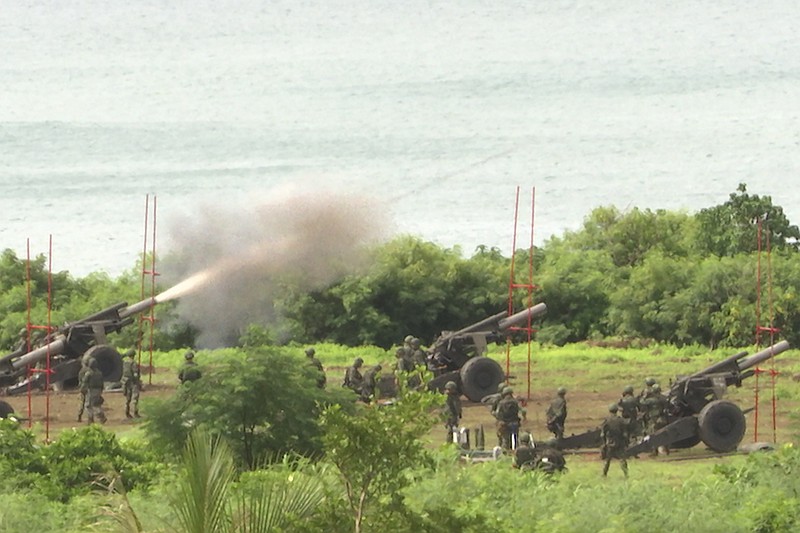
[
  {"xmin": 694, "ymin": 183, "xmax": 800, "ymax": 257},
  {"xmin": 318, "ymin": 384, "xmax": 442, "ymax": 533},
  {"xmin": 142, "ymin": 347, "xmax": 355, "ymax": 468}
]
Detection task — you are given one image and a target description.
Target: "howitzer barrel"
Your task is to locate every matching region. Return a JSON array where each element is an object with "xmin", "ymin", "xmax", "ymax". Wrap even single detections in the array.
[
  {"xmin": 685, "ymin": 350, "xmax": 749, "ymax": 381},
  {"xmin": 497, "ymin": 303, "xmax": 547, "ymax": 331},
  {"xmin": 119, "ymin": 297, "xmax": 158, "ymax": 319},
  {"xmin": 737, "ymin": 341, "xmax": 790, "ymax": 371},
  {"xmin": 10, "ymin": 336, "xmax": 68, "ymax": 370}
]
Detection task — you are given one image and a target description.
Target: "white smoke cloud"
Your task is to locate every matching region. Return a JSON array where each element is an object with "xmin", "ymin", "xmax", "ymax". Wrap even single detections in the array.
[{"xmin": 160, "ymin": 185, "xmax": 390, "ymax": 347}]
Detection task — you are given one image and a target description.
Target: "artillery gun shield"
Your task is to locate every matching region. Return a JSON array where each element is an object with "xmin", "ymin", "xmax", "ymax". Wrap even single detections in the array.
[
  {"xmin": 459, "ymin": 356, "xmax": 504, "ymax": 402},
  {"xmin": 83, "ymin": 345, "xmax": 124, "ymax": 383},
  {"xmin": 697, "ymin": 400, "xmax": 746, "ymax": 452}
]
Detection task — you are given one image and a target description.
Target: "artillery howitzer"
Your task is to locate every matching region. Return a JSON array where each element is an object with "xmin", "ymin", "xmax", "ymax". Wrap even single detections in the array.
[
  {"xmin": 558, "ymin": 340, "xmax": 791, "ymax": 454},
  {"xmin": 424, "ymin": 302, "xmax": 547, "ymax": 402},
  {"xmin": 0, "ymin": 297, "xmax": 157, "ymax": 415}
]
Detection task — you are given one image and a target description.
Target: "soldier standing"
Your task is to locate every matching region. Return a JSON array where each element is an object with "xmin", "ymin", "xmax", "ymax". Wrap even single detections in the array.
[
  {"xmin": 178, "ymin": 351, "xmax": 202, "ymax": 384},
  {"xmin": 76, "ymin": 356, "xmax": 91, "ymax": 422},
  {"xmin": 546, "ymin": 387, "xmax": 568, "ymax": 440},
  {"xmin": 601, "ymin": 403, "xmax": 629, "ymax": 477},
  {"xmin": 305, "ymin": 347, "xmax": 326, "ymax": 388},
  {"xmin": 618, "ymin": 385, "xmax": 641, "ymax": 438},
  {"xmin": 409, "ymin": 337, "xmax": 427, "ymax": 368},
  {"xmin": 121, "ymin": 349, "xmax": 141, "ymax": 419},
  {"xmin": 81, "ymin": 358, "xmax": 106, "ymax": 424},
  {"xmin": 642, "ymin": 384, "xmax": 670, "ymax": 455},
  {"xmin": 638, "ymin": 377, "xmax": 658, "ymax": 403},
  {"xmin": 494, "ymin": 386, "xmax": 522, "ymax": 450},
  {"xmin": 343, "ymin": 357, "xmax": 364, "ymax": 394},
  {"xmin": 444, "ymin": 381, "xmax": 462, "ymax": 443},
  {"xmin": 360, "ymin": 364, "xmax": 382, "ymax": 403}
]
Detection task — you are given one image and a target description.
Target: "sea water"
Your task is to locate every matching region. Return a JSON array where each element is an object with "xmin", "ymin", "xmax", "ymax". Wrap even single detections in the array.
[{"xmin": 1, "ymin": 0, "xmax": 798, "ymax": 276}]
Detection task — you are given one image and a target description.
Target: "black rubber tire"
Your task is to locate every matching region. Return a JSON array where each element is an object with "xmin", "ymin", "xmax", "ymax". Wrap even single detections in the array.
[
  {"xmin": 83, "ymin": 345, "xmax": 124, "ymax": 383},
  {"xmin": 459, "ymin": 357, "xmax": 505, "ymax": 402},
  {"xmin": 698, "ymin": 400, "xmax": 746, "ymax": 452},
  {"xmin": 0, "ymin": 400, "xmax": 15, "ymax": 419}
]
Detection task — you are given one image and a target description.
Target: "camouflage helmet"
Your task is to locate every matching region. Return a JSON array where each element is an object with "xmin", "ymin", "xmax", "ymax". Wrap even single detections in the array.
[
  {"xmin": 497, "ymin": 382, "xmax": 507, "ymax": 393},
  {"xmin": 557, "ymin": 387, "xmax": 567, "ymax": 396},
  {"xmin": 404, "ymin": 335, "xmax": 414, "ymax": 344},
  {"xmin": 608, "ymin": 403, "xmax": 619, "ymax": 413},
  {"xmin": 652, "ymin": 384, "xmax": 661, "ymax": 393},
  {"xmin": 623, "ymin": 385, "xmax": 634, "ymax": 395},
  {"xmin": 305, "ymin": 347, "xmax": 315, "ymax": 356},
  {"xmin": 519, "ymin": 432, "xmax": 532, "ymax": 444},
  {"xmin": 18, "ymin": 327, "xmax": 27, "ymax": 337},
  {"xmin": 410, "ymin": 337, "xmax": 421, "ymax": 348},
  {"xmin": 645, "ymin": 377, "xmax": 657, "ymax": 386},
  {"xmin": 374, "ymin": 364, "xmax": 382, "ymax": 371},
  {"xmin": 444, "ymin": 381, "xmax": 457, "ymax": 392},
  {"xmin": 354, "ymin": 357, "xmax": 363, "ymax": 367},
  {"xmin": 184, "ymin": 351, "xmax": 195, "ymax": 361},
  {"xmin": 502, "ymin": 386, "xmax": 514, "ymax": 396},
  {"xmin": 125, "ymin": 349, "xmax": 136, "ymax": 358},
  {"xmin": 395, "ymin": 347, "xmax": 405, "ymax": 356}
]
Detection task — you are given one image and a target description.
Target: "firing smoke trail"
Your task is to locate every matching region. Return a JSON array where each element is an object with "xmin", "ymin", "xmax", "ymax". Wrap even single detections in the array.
[{"xmin": 158, "ymin": 186, "xmax": 390, "ymax": 347}]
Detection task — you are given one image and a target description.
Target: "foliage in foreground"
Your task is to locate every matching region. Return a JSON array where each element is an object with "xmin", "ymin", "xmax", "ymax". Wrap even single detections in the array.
[
  {"xmin": 0, "ymin": 420, "xmax": 162, "ymax": 503},
  {"xmin": 141, "ymin": 346, "xmax": 356, "ymax": 468}
]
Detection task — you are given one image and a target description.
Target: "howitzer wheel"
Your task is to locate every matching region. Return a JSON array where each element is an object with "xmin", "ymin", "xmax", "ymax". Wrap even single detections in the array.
[
  {"xmin": 83, "ymin": 345, "xmax": 124, "ymax": 383},
  {"xmin": 0, "ymin": 400, "xmax": 14, "ymax": 419},
  {"xmin": 698, "ymin": 400, "xmax": 746, "ymax": 453},
  {"xmin": 459, "ymin": 356, "xmax": 504, "ymax": 402}
]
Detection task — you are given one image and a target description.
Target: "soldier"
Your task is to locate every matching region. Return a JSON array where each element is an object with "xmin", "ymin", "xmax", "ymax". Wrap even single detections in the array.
[
  {"xmin": 639, "ymin": 377, "xmax": 658, "ymax": 403},
  {"xmin": 534, "ymin": 438, "xmax": 567, "ymax": 474},
  {"xmin": 513, "ymin": 432, "xmax": 537, "ymax": 469},
  {"xmin": 494, "ymin": 386, "xmax": 522, "ymax": 450},
  {"xmin": 360, "ymin": 364, "xmax": 382, "ymax": 403},
  {"xmin": 443, "ymin": 381, "xmax": 462, "ymax": 443},
  {"xmin": 80, "ymin": 358, "xmax": 106, "ymax": 424},
  {"xmin": 343, "ymin": 357, "xmax": 364, "ymax": 393},
  {"xmin": 394, "ymin": 347, "xmax": 415, "ymax": 374},
  {"xmin": 409, "ymin": 337, "xmax": 427, "ymax": 368},
  {"xmin": 178, "ymin": 350, "xmax": 202, "ymax": 384},
  {"xmin": 305, "ymin": 347, "xmax": 326, "ymax": 388},
  {"xmin": 618, "ymin": 385, "xmax": 641, "ymax": 438},
  {"xmin": 546, "ymin": 387, "xmax": 568, "ymax": 440},
  {"xmin": 601, "ymin": 403, "xmax": 629, "ymax": 477},
  {"xmin": 483, "ymin": 382, "xmax": 507, "ymax": 416},
  {"xmin": 402, "ymin": 334, "xmax": 414, "ymax": 359},
  {"xmin": 642, "ymin": 383, "xmax": 670, "ymax": 455},
  {"xmin": 76, "ymin": 355, "xmax": 92, "ymax": 422},
  {"xmin": 121, "ymin": 349, "xmax": 141, "ymax": 419}
]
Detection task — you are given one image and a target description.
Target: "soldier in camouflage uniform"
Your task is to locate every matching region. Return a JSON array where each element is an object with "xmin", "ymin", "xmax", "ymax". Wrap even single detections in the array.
[
  {"xmin": 494, "ymin": 386, "xmax": 522, "ymax": 450},
  {"xmin": 343, "ymin": 357, "xmax": 364, "ymax": 394},
  {"xmin": 305, "ymin": 347, "xmax": 326, "ymax": 388},
  {"xmin": 444, "ymin": 381, "xmax": 462, "ymax": 443},
  {"xmin": 409, "ymin": 337, "xmax": 427, "ymax": 368},
  {"xmin": 638, "ymin": 377, "xmax": 658, "ymax": 404},
  {"xmin": 601, "ymin": 403, "xmax": 629, "ymax": 477},
  {"xmin": 642, "ymin": 383, "xmax": 671, "ymax": 455},
  {"xmin": 618, "ymin": 385, "xmax": 641, "ymax": 438},
  {"xmin": 121, "ymin": 349, "xmax": 141, "ymax": 419},
  {"xmin": 178, "ymin": 351, "xmax": 202, "ymax": 384},
  {"xmin": 546, "ymin": 387, "xmax": 568, "ymax": 440},
  {"xmin": 76, "ymin": 355, "xmax": 92, "ymax": 422},
  {"xmin": 360, "ymin": 364, "xmax": 382, "ymax": 403},
  {"xmin": 80, "ymin": 358, "xmax": 106, "ymax": 424},
  {"xmin": 513, "ymin": 432, "xmax": 537, "ymax": 469}
]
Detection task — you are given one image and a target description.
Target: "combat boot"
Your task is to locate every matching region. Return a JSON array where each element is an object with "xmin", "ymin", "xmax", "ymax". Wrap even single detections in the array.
[
  {"xmin": 134, "ymin": 411, "xmax": 141, "ymax": 418},
  {"xmin": 77, "ymin": 415, "xmax": 82, "ymax": 422},
  {"xmin": 125, "ymin": 409, "xmax": 132, "ymax": 419}
]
